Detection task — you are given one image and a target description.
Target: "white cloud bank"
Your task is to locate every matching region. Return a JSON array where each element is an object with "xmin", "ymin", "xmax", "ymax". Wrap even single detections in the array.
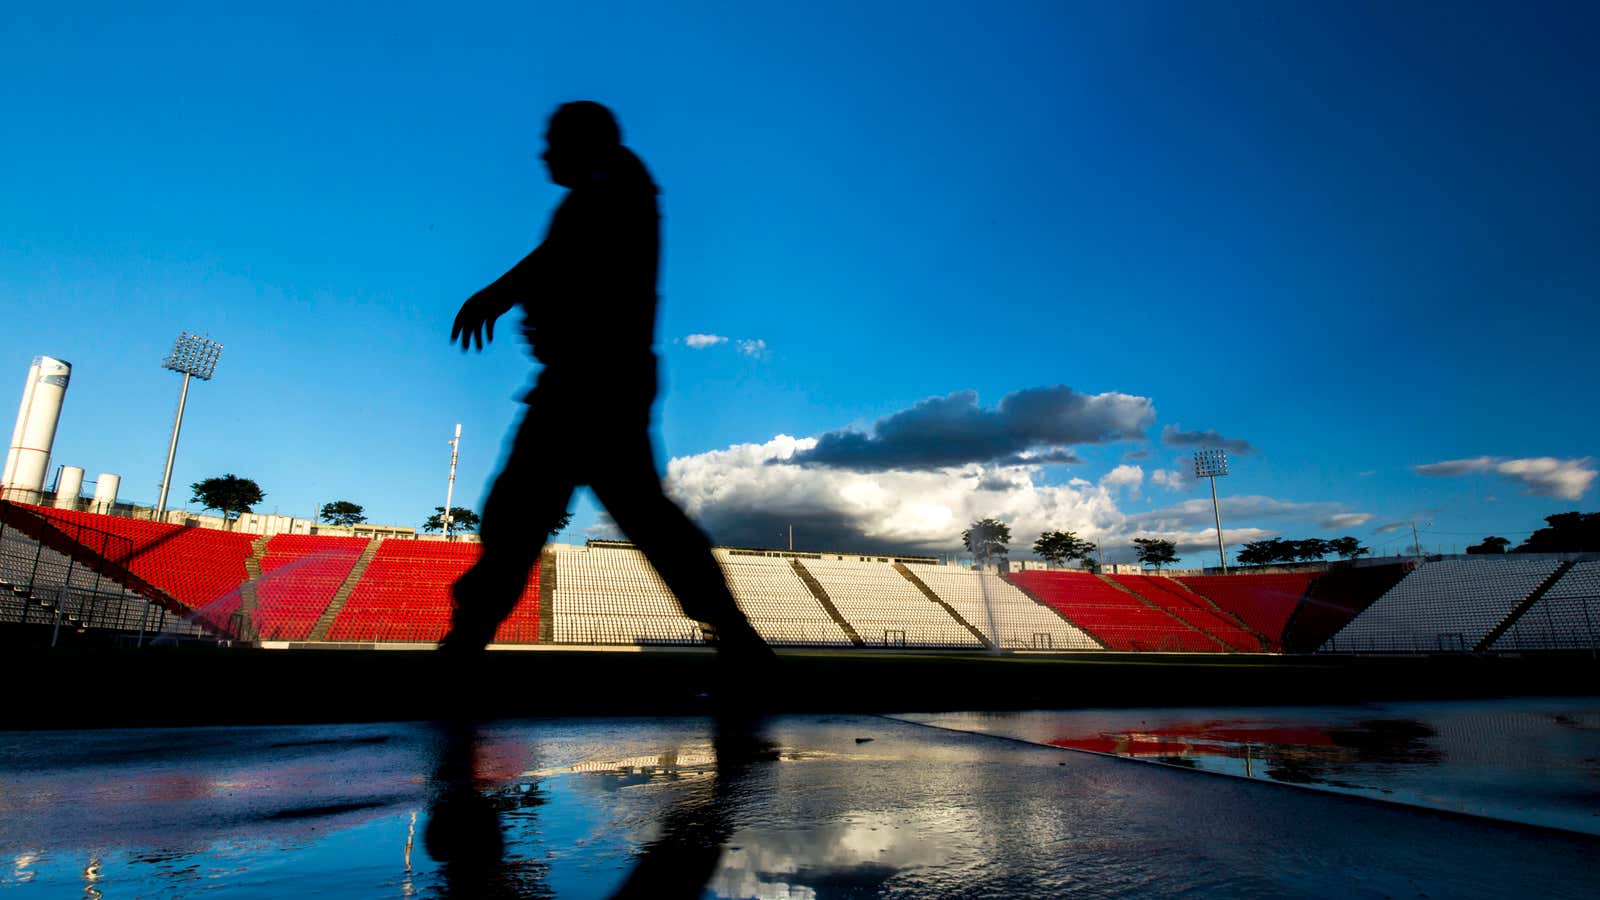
[
  {"xmin": 665, "ymin": 436, "xmax": 1366, "ymax": 559},
  {"xmin": 1413, "ymin": 456, "xmax": 1596, "ymax": 501}
]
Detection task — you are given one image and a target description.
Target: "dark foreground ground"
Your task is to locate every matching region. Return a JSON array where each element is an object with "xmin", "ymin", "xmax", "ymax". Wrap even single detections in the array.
[
  {"xmin": 2, "ymin": 704, "xmax": 1597, "ymax": 898},
  {"xmin": 4, "ymin": 644, "xmax": 1598, "ymax": 728}
]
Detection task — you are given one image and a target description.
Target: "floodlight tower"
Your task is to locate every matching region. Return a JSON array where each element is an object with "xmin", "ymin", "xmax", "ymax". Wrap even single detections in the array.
[
  {"xmin": 155, "ymin": 333, "xmax": 222, "ymax": 519},
  {"xmin": 1194, "ymin": 448, "xmax": 1230, "ymax": 573},
  {"xmin": 443, "ymin": 424, "xmax": 461, "ymax": 541}
]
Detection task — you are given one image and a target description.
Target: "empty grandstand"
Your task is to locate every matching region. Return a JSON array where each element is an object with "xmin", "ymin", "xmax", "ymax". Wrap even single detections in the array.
[
  {"xmin": 1007, "ymin": 571, "xmax": 1224, "ymax": 651},
  {"xmin": 326, "ymin": 539, "xmax": 540, "ymax": 644},
  {"xmin": 909, "ymin": 565, "xmax": 1099, "ymax": 650},
  {"xmin": 1178, "ymin": 573, "xmax": 1317, "ymax": 649},
  {"xmin": 552, "ymin": 544, "xmax": 704, "ymax": 645},
  {"xmin": 254, "ymin": 534, "xmax": 369, "ymax": 640},
  {"xmin": 7, "ymin": 500, "xmax": 1600, "ymax": 656},
  {"xmin": 1108, "ymin": 574, "xmax": 1265, "ymax": 651},
  {"xmin": 1323, "ymin": 557, "xmax": 1568, "ymax": 652},
  {"xmin": 1490, "ymin": 560, "xmax": 1600, "ymax": 651},
  {"xmin": 714, "ymin": 550, "xmax": 856, "ymax": 646},
  {"xmin": 29, "ymin": 505, "xmax": 254, "ymax": 612},
  {"xmin": 1, "ymin": 508, "xmax": 205, "ymax": 639},
  {"xmin": 797, "ymin": 557, "xmax": 984, "ymax": 648}
]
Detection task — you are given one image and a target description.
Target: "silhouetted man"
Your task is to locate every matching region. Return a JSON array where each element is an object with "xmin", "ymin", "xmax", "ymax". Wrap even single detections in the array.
[{"xmin": 446, "ymin": 101, "xmax": 770, "ymax": 665}]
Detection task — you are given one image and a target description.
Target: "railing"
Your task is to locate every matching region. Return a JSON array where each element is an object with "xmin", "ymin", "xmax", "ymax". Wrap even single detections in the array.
[{"xmin": 0, "ymin": 505, "xmax": 206, "ymax": 643}]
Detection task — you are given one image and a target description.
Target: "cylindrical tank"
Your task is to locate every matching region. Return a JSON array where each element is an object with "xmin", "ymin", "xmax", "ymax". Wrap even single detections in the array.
[
  {"xmin": 2, "ymin": 356, "xmax": 72, "ymax": 501},
  {"xmin": 92, "ymin": 473, "xmax": 121, "ymax": 514},
  {"xmin": 53, "ymin": 466, "xmax": 84, "ymax": 509}
]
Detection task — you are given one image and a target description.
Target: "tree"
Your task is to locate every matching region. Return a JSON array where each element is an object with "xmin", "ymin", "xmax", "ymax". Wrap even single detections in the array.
[
  {"xmin": 423, "ymin": 508, "xmax": 573, "ymax": 537},
  {"xmin": 1034, "ymin": 530, "xmax": 1096, "ymax": 568},
  {"xmin": 1515, "ymin": 512, "xmax": 1600, "ymax": 553},
  {"xmin": 1327, "ymin": 536, "xmax": 1370, "ymax": 559},
  {"xmin": 1132, "ymin": 537, "xmax": 1178, "ymax": 571},
  {"xmin": 1289, "ymin": 538, "xmax": 1333, "ymax": 562},
  {"xmin": 189, "ymin": 474, "xmax": 264, "ymax": 530},
  {"xmin": 1236, "ymin": 538, "xmax": 1286, "ymax": 566},
  {"xmin": 1466, "ymin": 535, "xmax": 1510, "ymax": 554},
  {"xmin": 424, "ymin": 506, "xmax": 481, "ymax": 533},
  {"xmin": 320, "ymin": 500, "xmax": 367, "ymax": 526},
  {"xmin": 963, "ymin": 518, "xmax": 1012, "ymax": 565}
]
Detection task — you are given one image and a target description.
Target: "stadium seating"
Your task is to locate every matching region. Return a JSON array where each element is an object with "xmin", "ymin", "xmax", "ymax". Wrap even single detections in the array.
[
  {"xmin": 252, "ymin": 534, "xmax": 368, "ymax": 640},
  {"xmin": 1324, "ymin": 557, "xmax": 1563, "ymax": 652},
  {"xmin": 714, "ymin": 551, "xmax": 856, "ymax": 645},
  {"xmin": 552, "ymin": 545, "xmax": 705, "ymax": 645},
  {"xmin": 1280, "ymin": 563, "xmax": 1411, "ymax": 652},
  {"xmin": 327, "ymin": 540, "xmax": 539, "ymax": 643},
  {"xmin": 1007, "ymin": 571, "xmax": 1221, "ymax": 651},
  {"xmin": 1178, "ymin": 573, "xmax": 1316, "ymax": 648},
  {"xmin": 911, "ymin": 566, "xmax": 1099, "ymax": 649},
  {"xmin": 24, "ymin": 506, "xmax": 252, "ymax": 613},
  {"xmin": 1491, "ymin": 560, "xmax": 1600, "ymax": 651},
  {"xmin": 1111, "ymin": 574, "xmax": 1263, "ymax": 651},
  {"xmin": 798, "ymin": 557, "xmax": 983, "ymax": 647}
]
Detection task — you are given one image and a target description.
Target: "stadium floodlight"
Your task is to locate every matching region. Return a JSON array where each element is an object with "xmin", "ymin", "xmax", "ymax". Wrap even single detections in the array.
[
  {"xmin": 155, "ymin": 332, "xmax": 223, "ymax": 519},
  {"xmin": 1193, "ymin": 448, "xmax": 1230, "ymax": 573}
]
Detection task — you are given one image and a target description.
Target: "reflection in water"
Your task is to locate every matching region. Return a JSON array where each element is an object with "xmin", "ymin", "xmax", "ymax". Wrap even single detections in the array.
[
  {"xmin": 608, "ymin": 717, "xmax": 778, "ymax": 899},
  {"xmin": 910, "ymin": 699, "xmax": 1600, "ymax": 835},
  {"xmin": 1050, "ymin": 717, "xmax": 1442, "ymax": 786},
  {"xmin": 424, "ymin": 716, "xmax": 780, "ymax": 899},
  {"xmin": 423, "ymin": 720, "xmax": 551, "ymax": 898},
  {"xmin": 6, "ymin": 710, "xmax": 1600, "ymax": 896}
]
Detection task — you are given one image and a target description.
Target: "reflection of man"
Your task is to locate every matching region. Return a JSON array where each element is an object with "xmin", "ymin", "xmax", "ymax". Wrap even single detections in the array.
[{"xmin": 445, "ymin": 101, "xmax": 771, "ymax": 665}]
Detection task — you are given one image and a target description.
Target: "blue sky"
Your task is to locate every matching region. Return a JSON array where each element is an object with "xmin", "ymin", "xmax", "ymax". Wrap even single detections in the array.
[{"xmin": 2, "ymin": 1, "xmax": 1595, "ymax": 563}]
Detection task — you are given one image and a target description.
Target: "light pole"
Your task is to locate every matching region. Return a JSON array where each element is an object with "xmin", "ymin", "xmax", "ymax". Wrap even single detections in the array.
[
  {"xmin": 443, "ymin": 424, "xmax": 461, "ymax": 541},
  {"xmin": 155, "ymin": 333, "xmax": 222, "ymax": 520},
  {"xmin": 1194, "ymin": 448, "xmax": 1230, "ymax": 573}
]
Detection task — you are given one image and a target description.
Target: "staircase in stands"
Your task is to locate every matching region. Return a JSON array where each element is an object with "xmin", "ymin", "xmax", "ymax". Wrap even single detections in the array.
[
  {"xmin": 1474, "ymin": 559, "xmax": 1577, "ymax": 652},
  {"xmin": 1096, "ymin": 573, "xmax": 1230, "ymax": 651},
  {"xmin": 307, "ymin": 538, "xmax": 381, "ymax": 641},
  {"xmin": 236, "ymin": 535, "xmax": 268, "ymax": 639},
  {"xmin": 1173, "ymin": 582, "xmax": 1273, "ymax": 649},
  {"xmin": 894, "ymin": 563, "xmax": 994, "ymax": 648},
  {"xmin": 789, "ymin": 559, "xmax": 865, "ymax": 646}
]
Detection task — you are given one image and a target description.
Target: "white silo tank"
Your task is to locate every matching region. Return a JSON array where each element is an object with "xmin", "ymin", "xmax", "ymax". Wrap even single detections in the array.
[
  {"xmin": 2, "ymin": 356, "xmax": 72, "ymax": 501},
  {"xmin": 53, "ymin": 465, "xmax": 84, "ymax": 509},
  {"xmin": 92, "ymin": 473, "xmax": 121, "ymax": 513}
]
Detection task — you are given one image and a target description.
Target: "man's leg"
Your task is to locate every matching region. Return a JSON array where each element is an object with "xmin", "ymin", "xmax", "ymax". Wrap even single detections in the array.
[
  {"xmin": 588, "ymin": 432, "xmax": 768, "ymax": 653},
  {"xmin": 443, "ymin": 406, "xmax": 575, "ymax": 652}
]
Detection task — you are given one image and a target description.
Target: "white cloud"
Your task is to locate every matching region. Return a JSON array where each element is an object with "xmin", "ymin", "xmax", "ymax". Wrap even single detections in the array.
[
  {"xmin": 664, "ymin": 435, "xmax": 1364, "ymax": 562},
  {"xmin": 1413, "ymin": 455, "xmax": 1596, "ymax": 500},
  {"xmin": 1126, "ymin": 495, "xmax": 1366, "ymax": 534},
  {"xmin": 1099, "ymin": 464, "xmax": 1143, "ymax": 496},
  {"xmin": 1150, "ymin": 468, "xmax": 1187, "ymax": 491},
  {"xmin": 1321, "ymin": 512, "xmax": 1374, "ymax": 529},
  {"xmin": 667, "ymin": 435, "xmax": 1126, "ymax": 555},
  {"xmin": 683, "ymin": 333, "xmax": 728, "ymax": 349},
  {"xmin": 736, "ymin": 338, "xmax": 768, "ymax": 358}
]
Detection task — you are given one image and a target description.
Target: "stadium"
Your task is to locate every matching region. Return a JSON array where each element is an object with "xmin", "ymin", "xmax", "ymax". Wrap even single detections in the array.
[
  {"xmin": 3, "ymin": 346, "xmax": 1600, "ymax": 897},
  {"xmin": 6, "ymin": 3, "xmax": 1600, "ymax": 896}
]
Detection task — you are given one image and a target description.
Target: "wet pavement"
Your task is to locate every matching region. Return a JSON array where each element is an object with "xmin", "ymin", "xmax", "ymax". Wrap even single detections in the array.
[
  {"xmin": 903, "ymin": 697, "xmax": 1600, "ymax": 836},
  {"xmin": 1, "ymin": 704, "xmax": 1597, "ymax": 897}
]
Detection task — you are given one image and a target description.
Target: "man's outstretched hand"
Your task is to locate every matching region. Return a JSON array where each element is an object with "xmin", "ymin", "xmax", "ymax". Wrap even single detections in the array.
[{"xmin": 451, "ymin": 287, "xmax": 514, "ymax": 352}]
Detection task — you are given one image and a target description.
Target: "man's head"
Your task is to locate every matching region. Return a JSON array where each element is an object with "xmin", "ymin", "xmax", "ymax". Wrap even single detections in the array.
[{"xmin": 543, "ymin": 101, "xmax": 623, "ymax": 188}]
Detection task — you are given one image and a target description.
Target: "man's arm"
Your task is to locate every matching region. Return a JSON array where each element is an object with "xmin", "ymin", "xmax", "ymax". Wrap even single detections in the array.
[{"xmin": 451, "ymin": 243, "xmax": 549, "ymax": 352}]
